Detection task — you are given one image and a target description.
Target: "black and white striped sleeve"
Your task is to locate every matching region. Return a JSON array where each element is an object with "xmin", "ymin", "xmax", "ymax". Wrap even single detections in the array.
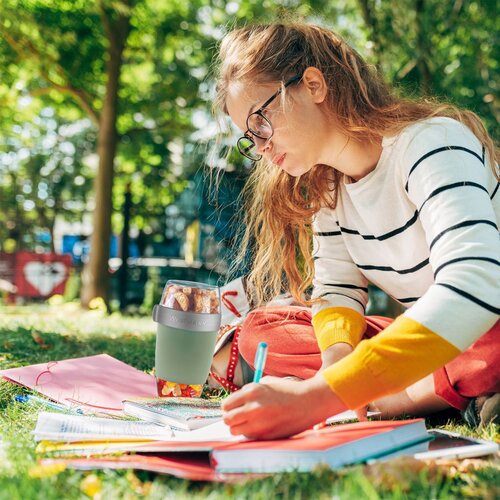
[
  {"xmin": 312, "ymin": 207, "xmax": 369, "ymax": 317},
  {"xmin": 401, "ymin": 119, "xmax": 500, "ymax": 350}
]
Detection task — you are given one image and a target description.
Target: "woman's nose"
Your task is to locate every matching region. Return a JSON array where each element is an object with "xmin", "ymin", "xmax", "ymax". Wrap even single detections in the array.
[{"xmin": 254, "ymin": 136, "xmax": 272, "ymax": 154}]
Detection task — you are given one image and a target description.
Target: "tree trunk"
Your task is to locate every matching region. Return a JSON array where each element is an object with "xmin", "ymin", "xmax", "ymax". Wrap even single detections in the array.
[
  {"xmin": 118, "ymin": 182, "xmax": 131, "ymax": 310},
  {"xmin": 80, "ymin": 9, "xmax": 130, "ymax": 308}
]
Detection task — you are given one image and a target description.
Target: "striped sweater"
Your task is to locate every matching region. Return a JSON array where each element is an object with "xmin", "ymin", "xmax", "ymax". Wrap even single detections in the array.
[{"xmin": 311, "ymin": 117, "xmax": 500, "ymax": 409}]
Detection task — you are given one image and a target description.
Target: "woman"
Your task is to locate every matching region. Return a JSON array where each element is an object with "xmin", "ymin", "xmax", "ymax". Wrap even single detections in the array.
[{"xmin": 213, "ymin": 23, "xmax": 499, "ymax": 439}]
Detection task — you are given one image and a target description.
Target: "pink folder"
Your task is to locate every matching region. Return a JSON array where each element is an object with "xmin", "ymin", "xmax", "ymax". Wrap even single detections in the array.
[{"xmin": 0, "ymin": 354, "xmax": 157, "ymax": 414}]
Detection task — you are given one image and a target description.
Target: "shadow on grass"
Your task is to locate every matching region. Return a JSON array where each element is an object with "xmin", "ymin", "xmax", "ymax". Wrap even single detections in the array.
[
  {"xmin": 0, "ymin": 308, "xmax": 498, "ymax": 498},
  {"xmin": 0, "ymin": 315, "xmax": 156, "ymax": 373}
]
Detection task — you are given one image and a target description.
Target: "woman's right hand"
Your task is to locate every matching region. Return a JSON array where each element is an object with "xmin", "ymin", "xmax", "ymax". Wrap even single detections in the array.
[{"xmin": 222, "ymin": 373, "xmax": 347, "ymax": 439}]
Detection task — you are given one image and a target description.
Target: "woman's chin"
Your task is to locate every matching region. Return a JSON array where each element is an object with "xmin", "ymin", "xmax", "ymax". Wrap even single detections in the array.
[{"xmin": 281, "ymin": 162, "xmax": 312, "ymax": 177}]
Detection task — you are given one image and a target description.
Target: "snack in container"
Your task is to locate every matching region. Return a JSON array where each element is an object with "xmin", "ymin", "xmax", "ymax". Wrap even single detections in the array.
[{"xmin": 153, "ymin": 280, "xmax": 221, "ymax": 398}]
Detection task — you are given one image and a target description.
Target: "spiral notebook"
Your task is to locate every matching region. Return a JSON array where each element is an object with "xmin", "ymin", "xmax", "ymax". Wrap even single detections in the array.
[
  {"xmin": 33, "ymin": 411, "xmax": 173, "ymax": 442},
  {"xmin": 122, "ymin": 397, "xmax": 223, "ymax": 430}
]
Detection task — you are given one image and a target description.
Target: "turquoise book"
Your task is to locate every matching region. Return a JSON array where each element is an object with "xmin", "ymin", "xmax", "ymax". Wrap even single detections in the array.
[{"xmin": 123, "ymin": 397, "xmax": 223, "ymax": 431}]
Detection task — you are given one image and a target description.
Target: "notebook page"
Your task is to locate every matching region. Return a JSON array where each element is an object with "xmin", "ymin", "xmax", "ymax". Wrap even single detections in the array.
[
  {"xmin": 33, "ymin": 412, "xmax": 173, "ymax": 442},
  {"xmin": 326, "ymin": 410, "xmax": 380, "ymax": 424},
  {"xmin": 171, "ymin": 420, "xmax": 243, "ymax": 442}
]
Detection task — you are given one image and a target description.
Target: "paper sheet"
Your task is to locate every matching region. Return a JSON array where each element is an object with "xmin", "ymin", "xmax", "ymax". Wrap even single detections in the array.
[
  {"xmin": 326, "ymin": 410, "xmax": 380, "ymax": 424},
  {"xmin": 171, "ymin": 420, "xmax": 243, "ymax": 442},
  {"xmin": 33, "ymin": 412, "xmax": 172, "ymax": 442}
]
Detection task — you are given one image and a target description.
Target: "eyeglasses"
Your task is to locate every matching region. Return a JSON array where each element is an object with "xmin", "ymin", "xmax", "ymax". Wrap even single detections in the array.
[{"xmin": 237, "ymin": 75, "xmax": 302, "ymax": 161}]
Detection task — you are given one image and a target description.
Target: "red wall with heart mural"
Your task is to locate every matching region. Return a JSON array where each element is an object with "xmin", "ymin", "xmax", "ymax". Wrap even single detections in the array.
[{"xmin": 6, "ymin": 252, "xmax": 73, "ymax": 298}]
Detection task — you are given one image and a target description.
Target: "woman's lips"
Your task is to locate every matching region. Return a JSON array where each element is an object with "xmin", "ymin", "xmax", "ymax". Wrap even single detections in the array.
[{"xmin": 273, "ymin": 153, "xmax": 286, "ymax": 166}]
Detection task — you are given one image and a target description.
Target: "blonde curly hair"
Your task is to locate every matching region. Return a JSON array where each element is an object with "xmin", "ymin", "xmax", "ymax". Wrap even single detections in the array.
[{"xmin": 214, "ymin": 22, "xmax": 498, "ymax": 306}]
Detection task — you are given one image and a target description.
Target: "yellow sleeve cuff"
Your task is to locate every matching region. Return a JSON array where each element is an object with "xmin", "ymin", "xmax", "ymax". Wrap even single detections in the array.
[
  {"xmin": 312, "ymin": 307, "xmax": 366, "ymax": 351},
  {"xmin": 321, "ymin": 315, "xmax": 461, "ymax": 409}
]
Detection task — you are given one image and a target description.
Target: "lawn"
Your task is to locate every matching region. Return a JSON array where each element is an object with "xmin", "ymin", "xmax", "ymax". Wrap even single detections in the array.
[{"xmin": 0, "ymin": 303, "xmax": 498, "ymax": 499}]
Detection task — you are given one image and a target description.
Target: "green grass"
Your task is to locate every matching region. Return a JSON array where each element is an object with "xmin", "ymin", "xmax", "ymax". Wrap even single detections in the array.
[{"xmin": 0, "ymin": 304, "xmax": 498, "ymax": 499}]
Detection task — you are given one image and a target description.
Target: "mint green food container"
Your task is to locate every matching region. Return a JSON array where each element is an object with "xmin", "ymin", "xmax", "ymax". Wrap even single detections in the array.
[{"xmin": 152, "ymin": 280, "xmax": 221, "ymax": 386}]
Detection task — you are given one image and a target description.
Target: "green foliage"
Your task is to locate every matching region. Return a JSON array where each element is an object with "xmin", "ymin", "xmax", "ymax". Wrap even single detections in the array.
[
  {"xmin": 0, "ymin": 0, "xmax": 497, "ymax": 298},
  {"xmin": 311, "ymin": 0, "xmax": 499, "ymax": 138},
  {"xmin": 0, "ymin": 109, "xmax": 95, "ymax": 251},
  {"xmin": 1, "ymin": 0, "xmax": 496, "ymax": 238},
  {"xmin": 0, "ymin": 0, "xmax": 225, "ymax": 248}
]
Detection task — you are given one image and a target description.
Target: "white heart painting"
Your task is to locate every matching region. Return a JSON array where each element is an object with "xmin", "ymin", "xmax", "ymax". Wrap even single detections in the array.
[{"xmin": 23, "ymin": 262, "xmax": 67, "ymax": 296}]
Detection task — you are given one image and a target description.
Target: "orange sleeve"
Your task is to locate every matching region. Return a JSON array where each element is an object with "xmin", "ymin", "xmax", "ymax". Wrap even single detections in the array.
[
  {"xmin": 312, "ymin": 307, "xmax": 366, "ymax": 351},
  {"xmin": 321, "ymin": 315, "xmax": 461, "ymax": 409}
]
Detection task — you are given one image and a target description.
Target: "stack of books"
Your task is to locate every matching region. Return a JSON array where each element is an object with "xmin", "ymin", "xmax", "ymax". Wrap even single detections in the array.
[
  {"xmin": 6, "ymin": 353, "xmax": 494, "ymax": 482},
  {"xmin": 32, "ymin": 407, "xmax": 431, "ymax": 479}
]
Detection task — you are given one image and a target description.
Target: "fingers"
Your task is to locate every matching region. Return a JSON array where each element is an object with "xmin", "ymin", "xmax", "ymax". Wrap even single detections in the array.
[
  {"xmin": 225, "ymin": 414, "xmax": 270, "ymax": 439},
  {"xmin": 355, "ymin": 406, "xmax": 368, "ymax": 422},
  {"xmin": 223, "ymin": 399, "xmax": 275, "ymax": 438},
  {"xmin": 222, "ymin": 384, "xmax": 280, "ymax": 437},
  {"xmin": 222, "ymin": 383, "xmax": 260, "ymax": 411},
  {"xmin": 224, "ymin": 411, "xmax": 269, "ymax": 439},
  {"xmin": 221, "ymin": 384, "xmax": 266, "ymax": 432},
  {"xmin": 223, "ymin": 406, "xmax": 249, "ymax": 428},
  {"xmin": 220, "ymin": 378, "xmax": 312, "ymax": 439}
]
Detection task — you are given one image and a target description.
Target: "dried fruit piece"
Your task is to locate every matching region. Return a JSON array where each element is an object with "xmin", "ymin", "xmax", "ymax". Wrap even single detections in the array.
[
  {"xmin": 156, "ymin": 378, "xmax": 202, "ymax": 398},
  {"xmin": 194, "ymin": 292, "xmax": 211, "ymax": 313},
  {"xmin": 173, "ymin": 292, "xmax": 189, "ymax": 311}
]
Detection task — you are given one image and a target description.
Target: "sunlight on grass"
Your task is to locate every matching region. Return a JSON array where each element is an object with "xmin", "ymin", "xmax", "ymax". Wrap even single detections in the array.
[{"xmin": 0, "ymin": 305, "xmax": 498, "ymax": 499}]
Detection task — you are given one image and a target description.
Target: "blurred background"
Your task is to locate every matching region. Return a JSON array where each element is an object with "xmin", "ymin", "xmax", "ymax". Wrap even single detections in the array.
[{"xmin": 0, "ymin": 0, "xmax": 497, "ymax": 315}]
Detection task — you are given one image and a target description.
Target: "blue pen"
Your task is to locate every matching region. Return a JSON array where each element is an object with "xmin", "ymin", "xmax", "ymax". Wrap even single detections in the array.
[
  {"xmin": 253, "ymin": 342, "xmax": 268, "ymax": 383},
  {"xmin": 14, "ymin": 395, "xmax": 84, "ymax": 414}
]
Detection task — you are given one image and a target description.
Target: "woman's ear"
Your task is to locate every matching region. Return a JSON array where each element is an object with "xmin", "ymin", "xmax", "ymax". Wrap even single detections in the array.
[{"xmin": 302, "ymin": 67, "xmax": 328, "ymax": 104}]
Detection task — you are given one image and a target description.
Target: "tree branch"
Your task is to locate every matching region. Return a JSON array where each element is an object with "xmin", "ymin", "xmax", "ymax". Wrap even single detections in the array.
[
  {"xmin": 396, "ymin": 59, "xmax": 417, "ymax": 81},
  {"xmin": 0, "ymin": 28, "xmax": 100, "ymax": 124},
  {"xmin": 30, "ymin": 84, "xmax": 100, "ymax": 125},
  {"xmin": 98, "ymin": 0, "xmax": 131, "ymax": 54},
  {"xmin": 436, "ymin": 0, "xmax": 464, "ymax": 39},
  {"xmin": 451, "ymin": 0, "xmax": 465, "ymax": 24},
  {"xmin": 98, "ymin": 0, "xmax": 116, "ymax": 49},
  {"xmin": 358, "ymin": 0, "xmax": 377, "ymax": 32}
]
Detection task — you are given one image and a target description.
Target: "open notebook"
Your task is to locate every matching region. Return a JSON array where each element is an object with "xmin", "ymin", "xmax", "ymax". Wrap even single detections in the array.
[{"xmin": 36, "ymin": 419, "xmax": 243, "ymax": 455}]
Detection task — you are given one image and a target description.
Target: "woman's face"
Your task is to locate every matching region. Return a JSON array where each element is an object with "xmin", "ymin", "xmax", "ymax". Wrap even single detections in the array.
[{"xmin": 225, "ymin": 70, "xmax": 341, "ymax": 177}]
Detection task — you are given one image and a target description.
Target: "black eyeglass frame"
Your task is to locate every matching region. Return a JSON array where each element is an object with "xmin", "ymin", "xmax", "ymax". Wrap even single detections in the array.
[{"xmin": 237, "ymin": 74, "xmax": 302, "ymax": 161}]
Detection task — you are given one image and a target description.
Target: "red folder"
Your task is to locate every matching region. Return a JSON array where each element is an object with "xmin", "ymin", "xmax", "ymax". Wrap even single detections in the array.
[{"xmin": 40, "ymin": 454, "xmax": 238, "ymax": 482}]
